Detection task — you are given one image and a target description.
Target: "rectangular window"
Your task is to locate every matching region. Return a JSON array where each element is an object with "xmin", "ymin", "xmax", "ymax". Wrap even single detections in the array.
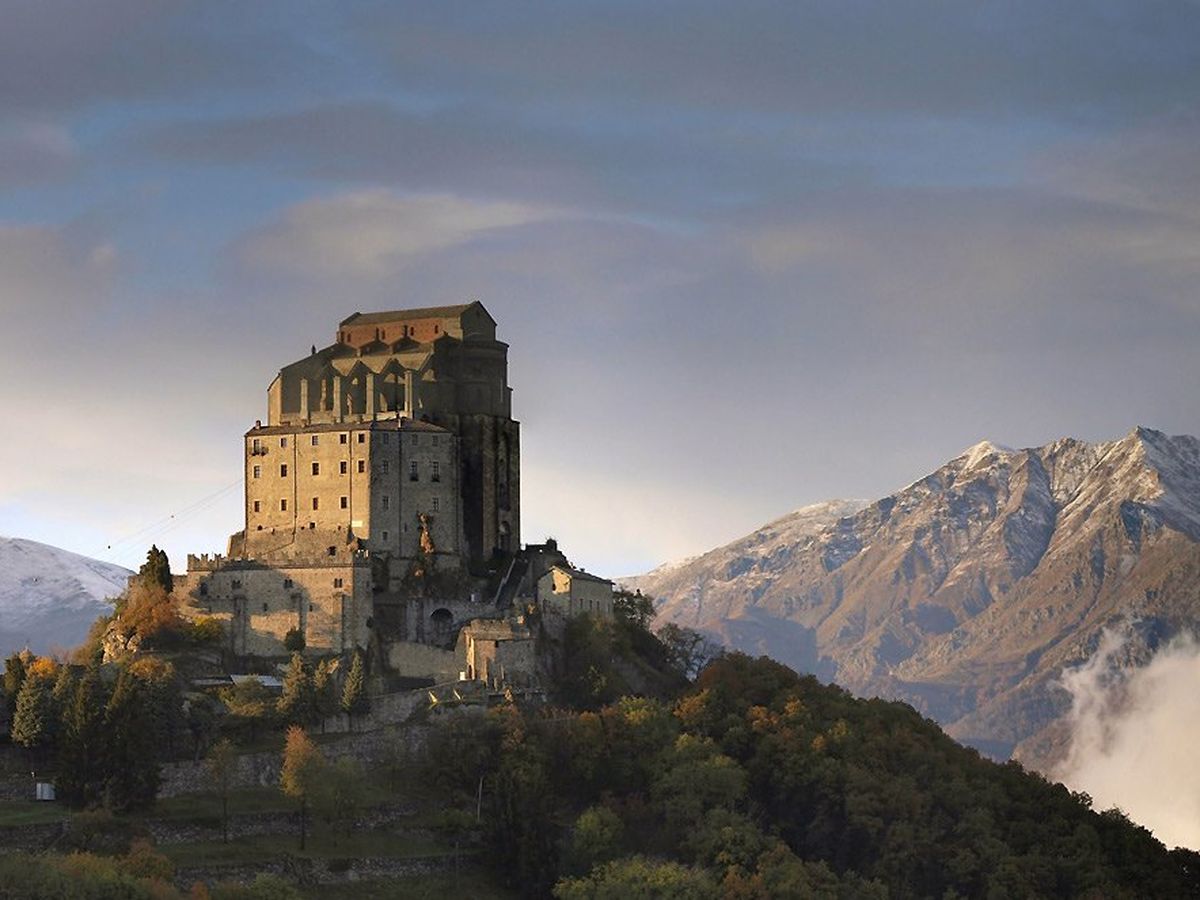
[
  {"xmin": 312, "ymin": 497, "xmax": 319, "ymax": 510},
  {"xmin": 333, "ymin": 577, "xmax": 344, "ymax": 588},
  {"xmin": 432, "ymin": 497, "xmax": 440, "ymax": 512},
  {"xmin": 357, "ymin": 460, "xmax": 365, "ymax": 473},
  {"xmin": 284, "ymin": 579, "xmax": 293, "ymax": 589},
  {"xmin": 340, "ymin": 496, "xmax": 348, "ymax": 509},
  {"xmin": 251, "ymin": 438, "xmax": 261, "ymax": 453},
  {"xmin": 382, "ymin": 530, "xmax": 389, "ymax": 542},
  {"xmin": 280, "ymin": 464, "xmax": 288, "ymax": 477},
  {"xmin": 431, "ymin": 461, "xmax": 440, "ymax": 482},
  {"xmin": 311, "ymin": 435, "xmax": 319, "ymax": 446},
  {"xmin": 252, "ymin": 500, "xmax": 261, "ymax": 513},
  {"xmin": 253, "ymin": 465, "xmax": 261, "ymax": 479},
  {"xmin": 311, "ymin": 462, "xmax": 320, "ymax": 476},
  {"xmin": 280, "ymin": 437, "xmax": 288, "ymax": 448},
  {"xmin": 280, "ymin": 499, "xmax": 288, "ymax": 511},
  {"xmin": 232, "ymin": 579, "xmax": 241, "ymax": 590},
  {"xmin": 357, "ymin": 432, "xmax": 365, "ymax": 444},
  {"xmin": 409, "ymin": 460, "xmax": 419, "ymax": 481},
  {"xmin": 382, "ymin": 495, "xmax": 390, "ymax": 511},
  {"xmin": 339, "ymin": 433, "xmax": 348, "ymax": 445},
  {"xmin": 339, "ymin": 460, "xmax": 347, "ymax": 475},
  {"xmin": 382, "ymin": 460, "xmax": 390, "ymax": 475}
]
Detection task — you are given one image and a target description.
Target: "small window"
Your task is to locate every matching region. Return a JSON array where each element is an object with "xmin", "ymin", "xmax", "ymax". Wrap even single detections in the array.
[
  {"xmin": 232, "ymin": 579, "xmax": 242, "ymax": 590},
  {"xmin": 312, "ymin": 497, "xmax": 319, "ymax": 510},
  {"xmin": 339, "ymin": 433, "xmax": 348, "ymax": 445},
  {"xmin": 280, "ymin": 437, "xmax": 288, "ymax": 448},
  {"xmin": 413, "ymin": 434, "xmax": 421, "ymax": 446},
  {"xmin": 340, "ymin": 496, "xmax": 348, "ymax": 509},
  {"xmin": 284, "ymin": 579, "xmax": 293, "ymax": 589},
  {"xmin": 309, "ymin": 603, "xmax": 314, "ymax": 612},
  {"xmin": 432, "ymin": 497, "xmax": 439, "ymax": 512},
  {"xmin": 382, "ymin": 460, "xmax": 390, "ymax": 475},
  {"xmin": 253, "ymin": 500, "xmax": 261, "ymax": 513},
  {"xmin": 311, "ymin": 462, "xmax": 320, "ymax": 476},
  {"xmin": 262, "ymin": 602, "xmax": 268, "ymax": 612},
  {"xmin": 280, "ymin": 499, "xmax": 288, "ymax": 511},
  {"xmin": 382, "ymin": 530, "xmax": 389, "ymax": 542},
  {"xmin": 280, "ymin": 464, "xmax": 288, "ymax": 477},
  {"xmin": 409, "ymin": 460, "xmax": 419, "ymax": 481},
  {"xmin": 199, "ymin": 583, "xmax": 208, "ymax": 596},
  {"xmin": 357, "ymin": 460, "xmax": 365, "ymax": 473},
  {"xmin": 251, "ymin": 438, "xmax": 261, "ymax": 453},
  {"xmin": 357, "ymin": 433, "xmax": 365, "ymax": 444},
  {"xmin": 311, "ymin": 435, "xmax": 319, "ymax": 446},
  {"xmin": 431, "ymin": 461, "xmax": 440, "ymax": 482},
  {"xmin": 333, "ymin": 577, "xmax": 344, "ymax": 588},
  {"xmin": 433, "ymin": 436, "xmax": 440, "ymax": 447},
  {"xmin": 253, "ymin": 465, "xmax": 261, "ymax": 479},
  {"xmin": 382, "ymin": 495, "xmax": 390, "ymax": 511},
  {"xmin": 340, "ymin": 460, "xmax": 348, "ymax": 475},
  {"xmin": 434, "ymin": 324, "xmax": 439, "ymax": 334}
]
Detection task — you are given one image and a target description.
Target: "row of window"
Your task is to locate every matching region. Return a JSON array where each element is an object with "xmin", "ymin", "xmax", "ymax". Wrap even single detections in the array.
[
  {"xmin": 252, "ymin": 460, "xmax": 441, "ymax": 480},
  {"xmin": 252, "ymin": 433, "xmax": 442, "ymax": 452},
  {"xmin": 252, "ymin": 496, "xmax": 440, "ymax": 513}
]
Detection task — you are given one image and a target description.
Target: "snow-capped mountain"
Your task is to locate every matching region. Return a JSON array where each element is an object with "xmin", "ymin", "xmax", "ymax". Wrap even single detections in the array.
[
  {"xmin": 628, "ymin": 427, "xmax": 1200, "ymax": 771},
  {"xmin": 0, "ymin": 537, "xmax": 130, "ymax": 657}
]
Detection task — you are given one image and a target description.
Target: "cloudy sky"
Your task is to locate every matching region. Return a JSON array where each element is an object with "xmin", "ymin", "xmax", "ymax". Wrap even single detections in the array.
[{"xmin": 2, "ymin": 1, "xmax": 1199, "ymax": 577}]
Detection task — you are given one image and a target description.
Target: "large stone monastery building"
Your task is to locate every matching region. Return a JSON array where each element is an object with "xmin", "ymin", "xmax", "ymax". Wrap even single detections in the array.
[{"xmin": 178, "ymin": 302, "xmax": 524, "ymax": 657}]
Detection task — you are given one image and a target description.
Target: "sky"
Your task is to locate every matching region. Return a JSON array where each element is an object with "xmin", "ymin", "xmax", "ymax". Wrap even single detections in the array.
[{"xmin": 1, "ymin": 0, "xmax": 1199, "ymax": 577}]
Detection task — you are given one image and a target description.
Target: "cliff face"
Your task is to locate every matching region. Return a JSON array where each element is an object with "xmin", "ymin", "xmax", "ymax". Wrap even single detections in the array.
[{"xmin": 625, "ymin": 428, "xmax": 1200, "ymax": 769}]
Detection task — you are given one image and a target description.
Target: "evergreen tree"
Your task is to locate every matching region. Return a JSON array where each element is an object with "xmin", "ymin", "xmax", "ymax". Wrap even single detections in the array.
[
  {"xmin": 312, "ymin": 659, "xmax": 337, "ymax": 732},
  {"xmin": 11, "ymin": 674, "xmax": 54, "ymax": 767},
  {"xmin": 2, "ymin": 651, "xmax": 29, "ymax": 719},
  {"xmin": 138, "ymin": 545, "xmax": 173, "ymax": 593},
  {"xmin": 277, "ymin": 653, "xmax": 317, "ymax": 727},
  {"xmin": 57, "ymin": 662, "xmax": 110, "ymax": 808},
  {"xmin": 104, "ymin": 669, "xmax": 162, "ymax": 812},
  {"xmin": 341, "ymin": 651, "xmax": 369, "ymax": 729}
]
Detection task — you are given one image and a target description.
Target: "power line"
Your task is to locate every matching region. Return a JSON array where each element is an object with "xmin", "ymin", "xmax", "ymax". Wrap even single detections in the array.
[{"xmin": 98, "ymin": 478, "xmax": 242, "ymax": 564}]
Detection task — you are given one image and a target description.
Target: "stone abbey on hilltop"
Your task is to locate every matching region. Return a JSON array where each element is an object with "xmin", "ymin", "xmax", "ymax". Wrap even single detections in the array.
[{"xmin": 177, "ymin": 303, "xmax": 612, "ymax": 680}]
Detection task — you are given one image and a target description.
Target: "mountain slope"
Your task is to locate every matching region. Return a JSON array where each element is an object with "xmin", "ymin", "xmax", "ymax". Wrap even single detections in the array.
[
  {"xmin": 0, "ymin": 537, "xmax": 130, "ymax": 657},
  {"xmin": 628, "ymin": 427, "xmax": 1200, "ymax": 770}
]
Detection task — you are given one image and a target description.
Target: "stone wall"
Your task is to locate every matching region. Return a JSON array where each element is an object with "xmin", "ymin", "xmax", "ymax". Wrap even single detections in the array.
[{"xmin": 386, "ymin": 641, "xmax": 461, "ymax": 681}]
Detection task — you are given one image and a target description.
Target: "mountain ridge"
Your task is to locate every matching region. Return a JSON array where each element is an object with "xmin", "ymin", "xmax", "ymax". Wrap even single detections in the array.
[
  {"xmin": 627, "ymin": 426, "xmax": 1200, "ymax": 770},
  {"xmin": 0, "ymin": 537, "xmax": 130, "ymax": 657}
]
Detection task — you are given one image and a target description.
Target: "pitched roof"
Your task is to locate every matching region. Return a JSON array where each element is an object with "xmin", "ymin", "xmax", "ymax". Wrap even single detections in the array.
[{"xmin": 340, "ymin": 301, "xmax": 493, "ymax": 326}]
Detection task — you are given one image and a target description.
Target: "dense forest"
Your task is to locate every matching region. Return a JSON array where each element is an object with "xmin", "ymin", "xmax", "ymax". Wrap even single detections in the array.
[{"xmin": 1, "ymin": 552, "xmax": 1198, "ymax": 898}]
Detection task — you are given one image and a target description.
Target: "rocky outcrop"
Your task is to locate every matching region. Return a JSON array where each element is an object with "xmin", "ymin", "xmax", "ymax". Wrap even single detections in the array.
[{"xmin": 627, "ymin": 428, "xmax": 1200, "ymax": 771}]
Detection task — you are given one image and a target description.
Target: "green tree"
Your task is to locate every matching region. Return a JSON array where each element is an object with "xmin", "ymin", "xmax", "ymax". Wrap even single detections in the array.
[
  {"xmin": 57, "ymin": 662, "xmax": 110, "ymax": 808},
  {"xmin": 341, "ymin": 651, "xmax": 369, "ymax": 728},
  {"xmin": 220, "ymin": 677, "xmax": 273, "ymax": 742},
  {"xmin": 104, "ymin": 667, "xmax": 162, "ymax": 812},
  {"xmin": 311, "ymin": 757, "xmax": 369, "ymax": 848},
  {"xmin": 553, "ymin": 856, "xmax": 720, "ymax": 900},
  {"xmin": 283, "ymin": 627, "xmax": 305, "ymax": 653},
  {"xmin": 206, "ymin": 738, "xmax": 239, "ymax": 843},
  {"xmin": 280, "ymin": 726, "xmax": 325, "ymax": 851},
  {"xmin": 312, "ymin": 658, "xmax": 338, "ymax": 732},
  {"xmin": 11, "ymin": 673, "xmax": 55, "ymax": 767},
  {"xmin": 612, "ymin": 589, "xmax": 655, "ymax": 629},
  {"xmin": 2, "ymin": 650, "xmax": 30, "ymax": 719},
  {"xmin": 277, "ymin": 653, "xmax": 317, "ymax": 727},
  {"xmin": 656, "ymin": 623, "xmax": 722, "ymax": 680},
  {"xmin": 138, "ymin": 545, "xmax": 172, "ymax": 593}
]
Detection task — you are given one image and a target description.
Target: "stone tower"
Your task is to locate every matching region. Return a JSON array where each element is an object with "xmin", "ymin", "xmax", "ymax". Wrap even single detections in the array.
[{"xmin": 244, "ymin": 301, "xmax": 520, "ymax": 573}]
